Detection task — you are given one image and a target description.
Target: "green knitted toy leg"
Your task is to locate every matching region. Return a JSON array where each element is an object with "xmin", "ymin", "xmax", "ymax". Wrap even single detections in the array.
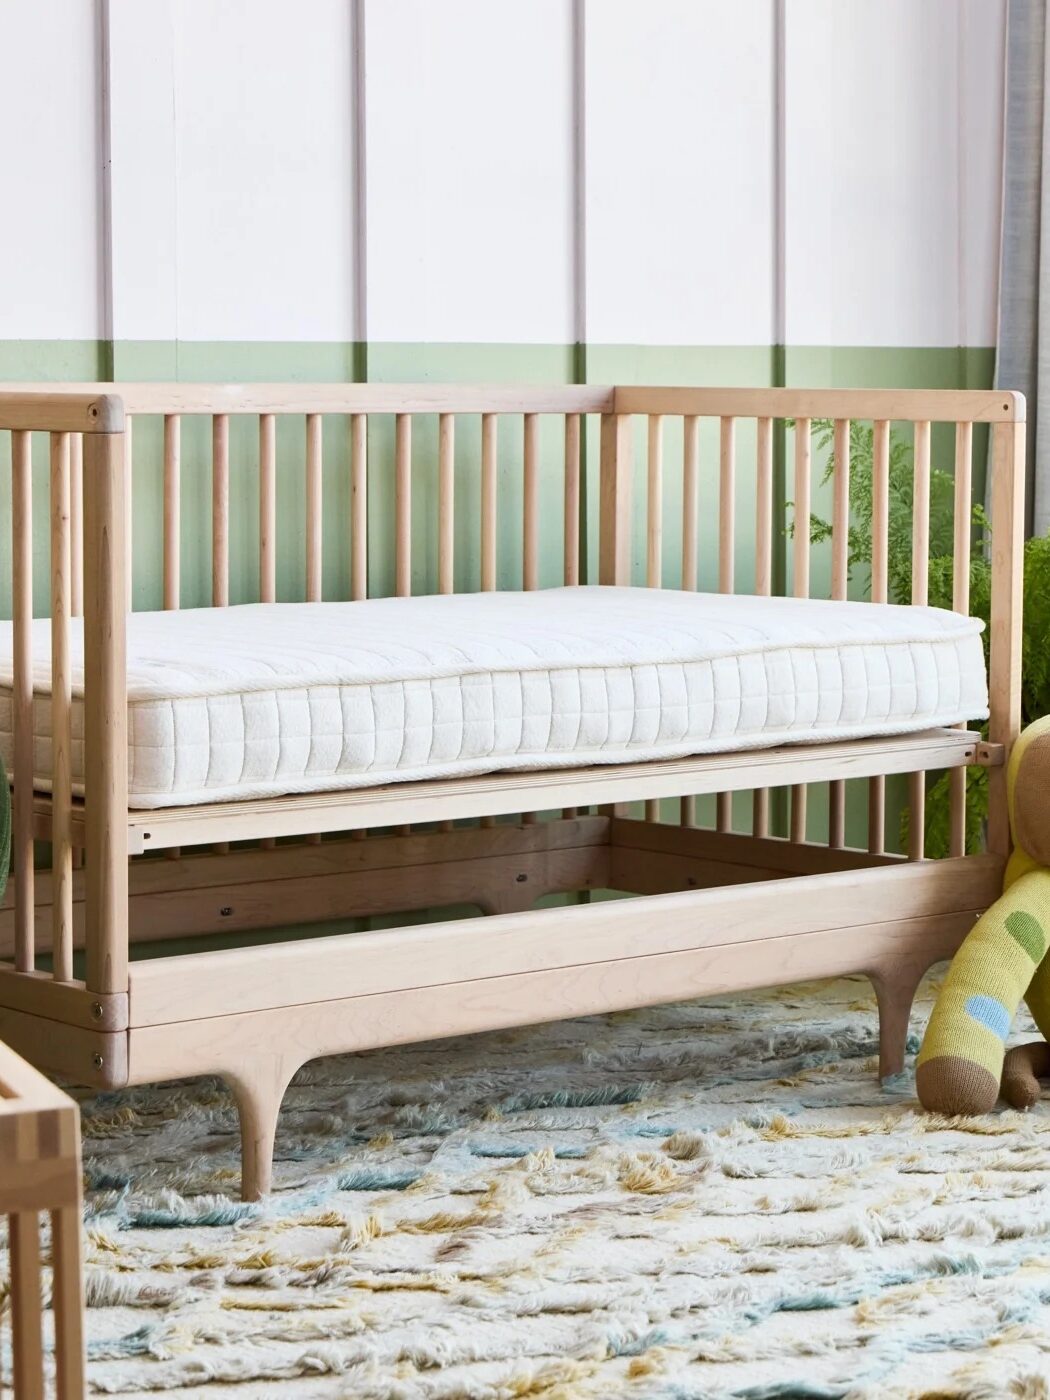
[
  {"xmin": 916, "ymin": 871, "xmax": 1050, "ymax": 1114},
  {"xmin": 1023, "ymin": 954, "xmax": 1050, "ymax": 1043}
]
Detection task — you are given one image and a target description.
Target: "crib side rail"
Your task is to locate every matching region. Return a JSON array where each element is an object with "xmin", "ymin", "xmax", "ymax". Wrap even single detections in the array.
[
  {"xmin": 604, "ymin": 386, "xmax": 1025, "ymax": 862},
  {"xmin": 2, "ymin": 394, "xmax": 129, "ymax": 1027}
]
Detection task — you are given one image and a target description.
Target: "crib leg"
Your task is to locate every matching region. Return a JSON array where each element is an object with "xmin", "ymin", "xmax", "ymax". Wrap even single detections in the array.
[
  {"xmin": 224, "ymin": 1058, "xmax": 296, "ymax": 1201},
  {"xmin": 869, "ymin": 959, "xmax": 929, "ymax": 1081}
]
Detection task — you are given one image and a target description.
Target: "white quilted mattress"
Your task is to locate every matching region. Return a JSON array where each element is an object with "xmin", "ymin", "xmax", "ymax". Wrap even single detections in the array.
[{"xmin": 0, "ymin": 586, "xmax": 987, "ymax": 809}]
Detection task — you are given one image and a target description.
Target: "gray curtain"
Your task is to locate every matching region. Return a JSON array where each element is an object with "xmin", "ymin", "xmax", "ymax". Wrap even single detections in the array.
[{"xmin": 996, "ymin": 0, "xmax": 1050, "ymax": 536}]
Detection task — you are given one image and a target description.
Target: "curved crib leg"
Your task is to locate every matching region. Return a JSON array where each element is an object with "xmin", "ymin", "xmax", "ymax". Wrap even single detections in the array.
[
  {"xmin": 869, "ymin": 959, "xmax": 929, "ymax": 1082},
  {"xmin": 224, "ymin": 1058, "xmax": 297, "ymax": 1201}
]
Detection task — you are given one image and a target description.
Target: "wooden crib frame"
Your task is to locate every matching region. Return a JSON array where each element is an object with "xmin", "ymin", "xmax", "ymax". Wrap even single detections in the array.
[{"xmin": 0, "ymin": 383, "xmax": 1025, "ymax": 1200}]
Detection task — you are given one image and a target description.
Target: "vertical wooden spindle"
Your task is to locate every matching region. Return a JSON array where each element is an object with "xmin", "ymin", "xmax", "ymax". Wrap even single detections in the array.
[
  {"xmin": 306, "ymin": 413, "xmax": 323, "ymax": 602},
  {"xmin": 868, "ymin": 419, "xmax": 891, "ymax": 854},
  {"xmin": 752, "ymin": 416, "xmax": 774, "ymax": 836},
  {"xmin": 523, "ymin": 413, "xmax": 539, "ymax": 590},
  {"xmin": 11, "ymin": 431, "xmax": 34, "ymax": 972},
  {"xmin": 438, "ymin": 413, "xmax": 455, "ymax": 594},
  {"xmin": 646, "ymin": 414, "xmax": 663, "ymax": 589},
  {"xmin": 70, "ymin": 434, "xmax": 83, "ymax": 618},
  {"xmin": 789, "ymin": 418, "xmax": 813, "ymax": 844},
  {"xmin": 681, "ymin": 415, "xmax": 700, "ymax": 591},
  {"xmin": 716, "ymin": 416, "xmax": 736, "ymax": 833},
  {"xmin": 350, "ymin": 413, "xmax": 367, "ymax": 601},
  {"xmin": 906, "ymin": 419, "xmax": 932, "ymax": 860},
  {"xmin": 124, "ymin": 415, "xmax": 134, "ymax": 612},
  {"xmin": 949, "ymin": 420, "xmax": 973, "ymax": 857},
  {"xmin": 828, "ymin": 418, "xmax": 850, "ymax": 848},
  {"xmin": 395, "ymin": 414, "xmax": 411, "ymax": 598},
  {"xmin": 212, "ymin": 414, "xmax": 230, "ymax": 608},
  {"xmin": 258, "ymin": 414, "xmax": 276, "ymax": 604},
  {"xmin": 564, "ymin": 413, "xmax": 581, "ymax": 586},
  {"xmin": 163, "ymin": 415, "xmax": 181, "ymax": 610},
  {"xmin": 481, "ymin": 413, "xmax": 497, "ymax": 591},
  {"xmin": 50, "ymin": 433, "xmax": 74, "ymax": 982}
]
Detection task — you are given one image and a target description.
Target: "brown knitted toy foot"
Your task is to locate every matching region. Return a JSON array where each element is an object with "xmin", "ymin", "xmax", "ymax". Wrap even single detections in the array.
[{"xmin": 1001, "ymin": 1041, "xmax": 1050, "ymax": 1111}]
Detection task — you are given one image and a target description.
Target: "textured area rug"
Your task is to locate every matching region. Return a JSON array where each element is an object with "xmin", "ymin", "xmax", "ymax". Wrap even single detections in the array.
[{"xmin": 28, "ymin": 976, "xmax": 1050, "ymax": 1395}]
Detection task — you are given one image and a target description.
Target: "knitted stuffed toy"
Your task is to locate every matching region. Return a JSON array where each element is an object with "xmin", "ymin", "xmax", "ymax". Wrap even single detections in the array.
[{"xmin": 917, "ymin": 714, "xmax": 1050, "ymax": 1115}]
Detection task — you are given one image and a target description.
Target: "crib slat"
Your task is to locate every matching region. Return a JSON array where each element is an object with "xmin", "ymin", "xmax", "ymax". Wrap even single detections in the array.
[
  {"xmin": 750, "ymin": 416, "xmax": 774, "ymax": 836},
  {"xmin": 907, "ymin": 419, "xmax": 932, "ymax": 861},
  {"xmin": 789, "ymin": 418, "xmax": 812, "ymax": 843},
  {"xmin": 9, "ymin": 1211, "xmax": 44, "ymax": 1398},
  {"xmin": 718, "ymin": 417, "xmax": 735, "ymax": 593},
  {"xmin": 11, "ymin": 431, "xmax": 34, "ymax": 972},
  {"xmin": 646, "ymin": 414, "xmax": 664, "ymax": 589},
  {"xmin": 523, "ymin": 413, "xmax": 539, "ymax": 590},
  {"xmin": 212, "ymin": 414, "xmax": 230, "ymax": 608},
  {"xmin": 481, "ymin": 412, "xmax": 497, "ymax": 591},
  {"xmin": 868, "ymin": 419, "xmax": 891, "ymax": 854},
  {"xmin": 438, "ymin": 413, "xmax": 455, "ymax": 594},
  {"xmin": 681, "ymin": 415, "xmax": 700, "ymax": 591},
  {"xmin": 70, "ymin": 434, "xmax": 83, "ymax": 618},
  {"xmin": 564, "ymin": 413, "xmax": 581, "ymax": 586},
  {"xmin": 163, "ymin": 415, "xmax": 181, "ymax": 610},
  {"xmin": 949, "ymin": 420, "xmax": 974, "ymax": 857},
  {"xmin": 828, "ymin": 418, "xmax": 850, "ymax": 848},
  {"xmin": 306, "ymin": 413, "xmax": 323, "ymax": 602},
  {"xmin": 259, "ymin": 413, "xmax": 276, "ymax": 604},
  {"xmin": 124, "ymin": 415, "xmax": 134, "ymax": 612},
  {"xmin": 395, "ymin": 414, "xmax": 411, "ymax": 598},
  {"xmin": 50, "ymin": 432, "xmax": 74, "ymax": 983},
  {"xmin": 350, "ymin": 413, "xmax": 367, "ymax": 601}
]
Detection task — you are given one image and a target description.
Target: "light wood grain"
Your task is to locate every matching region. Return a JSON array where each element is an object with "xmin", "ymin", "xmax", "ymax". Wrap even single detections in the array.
[
  {"xmin": 163, "ymin": 414, "xmax": 181, "ymax": 609},
  {"xmin": 754, "ymin": 416, "xmax": 773, "ymax": 597},
  {"xmin": 950, "ymin": 420, "xmax": 974, "ymax": 857},
  {"xmin": 350, "ymin": 413, "xmax": 368, "ymax": 601},
  {"xmin": 9, "ymin": 1210, "xmax": 43, "ymax": 1399},
  {"xmin": 564, "ymin": 413, "xmax": 581, "ymax": 586},
  {"xmin": 395, "ymin": 414, "xmax": 412, "ymax": 597},
  {"xmin": 259, "ymin": 413, "xmax": 276, "ymax": 603},
  {"xmin": 988, "ymin": 420, "xmax": 1026, "ymax": 859},
  {"xmin": 682, "ymin": 414, "xmax": 700, "ymax": 591},
  {"xmin": 615, "ymin": 386, "xmax": 1024, "ymax": 424},
  {"xmin": 11, "ymin": 430, "xmax": 35, "ymax": 973},
  {"xmin": 869, "ymin": 418, "xmax": 891, "ymax": 852},
  {"xmin": 70, "ymin": 433, "xmax": 83, "ymax": 618},
  {"xmin": 306, "ymin": 413, "xmax": 323, "ymax": 602},
  {"xmin": 438, "ymin": 413, "xmax": 455, "ymax": 594},
  {"xmin": 50, "ymin": 433, "xmax": 74, "ymax": 984},
  {"xmin": 718, "ymin": 416, "xmax": 735, "ymax": 593},
  {"xmin": 211, "ymin": 414, "xmax": 229, "ymax": 608},
  {"xmin": 124, "ymin": 414, "xmax": 134, "ymax": 612},
  {"xmin": 599, "ymin": 414, "xmax": 632, "ymax": 586},
  {"xmin": 646, "ymin": 414, "xmax": 664, "ymax": 588},
  {"xmin": 523, "ymin": 412, "xmax": 539, "ymax": 590},
  {"xmin": 828, "ymin": 419, "xmax": 850, "ymax": 848},
  {"xmin": 481, "ymin": 413, "xmax": 497, "ymax": 591}
]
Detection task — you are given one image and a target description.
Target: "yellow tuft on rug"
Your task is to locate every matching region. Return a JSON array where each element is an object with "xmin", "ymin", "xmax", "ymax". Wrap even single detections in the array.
[{"xmin": 17, "ymin": 974, "xmax": 1050, "ymax": 1397}]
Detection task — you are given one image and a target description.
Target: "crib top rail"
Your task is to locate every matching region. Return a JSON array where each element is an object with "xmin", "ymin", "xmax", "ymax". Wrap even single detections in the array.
[
  {"xmin": 0, "ymin": 391, "xmax": 124, "ymax": 433},
  {"xmin": 614, "ymin": 386, "xmax": 1025, "ymax": 424}
]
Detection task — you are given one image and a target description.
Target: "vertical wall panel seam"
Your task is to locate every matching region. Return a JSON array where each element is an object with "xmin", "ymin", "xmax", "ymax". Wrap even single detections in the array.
[
  {"xmin": 351, "ymin": 0, "xmax": 368, "ymax": 383},
  {"xmin": 95, "ymin": 0, "xmax": 114, "ymax": 380}
]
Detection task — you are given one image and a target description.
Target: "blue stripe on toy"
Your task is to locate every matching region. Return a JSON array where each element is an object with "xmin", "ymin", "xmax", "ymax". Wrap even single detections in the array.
[{"xmin": 964, "ymin": 994, "xmax": 1011, "ymax": 1042}]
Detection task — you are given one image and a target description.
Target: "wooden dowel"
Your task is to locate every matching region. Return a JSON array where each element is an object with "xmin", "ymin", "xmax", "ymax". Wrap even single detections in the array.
[
  {"xmin": 645, "ymin": 799, "xmax": 660, "ymax": 823},
  {"xmin": 70, "ymin": 433, "xmax": 83, "ymax": 617},
  {"xmin": 11, "ymin": 430, "xmax": 34, "ymax": 972},
  {"xmin": 680, "ymin": 794, "xmax": 695, "ymax": 826},
  {"xmin": 351, "ymin": 413, "xmax": 367, "ymax": 600},
  {"xmin": 790, "ymin": 785, "xmax": 808, "ymax": 844},
  {"xmin": 124, "ymin": 415, "xmax": 134, "ymax": 612},
  {"xmin": 481, "ymin": 412, "xmax": 497, "ymax": 591},
  {"xmin": 259, "ymin": 413, "xmax": 276, "ymax": 604},
  {"xmin": 163, "ymin": 415, "xmax": 181, "ymax": 610},
  {"xmin": 50, "ymin": 432, "xmax": 74, "ymax": 983},
  {"xmin": 84, "ymin": 430, "xmax": 129, "ymax": 994},
  {"xmin": 306, "ymin": 413, "xmax": 323, "ymax": 602},
  {"xmin": 752, "ymin": 786, "xmax": 770, "ymax": 839},
  {"xmin": 912, "ymin": 420, "xmax": 931, "ymax": 608},
  {"xmin": 646, "ymin": 414, "xmax": 663, "ymax": 589},
  {"xmin": 682, "ymin": 415, "xmax": 700, "ymax": 590},
  {"xmin": 793, "ymin": 417, "xmax": 811, "ymax": 599},
  {"xmin": 212, "ymin": 414, "xmax": 229, "ymax": 608},
  {"xmin": 869, "ymin": 418, "xmax": 891, "ymax": 851},
  {"xmin": 523, "ymin": 413, "xmax": 539, "ymax": 590},
  {"xmin": 9, "ymin": 1212, "xmax": 43, "ymax": 1399},
  {"xmin": 716, "ymin": 792, "xmax": 732, "ymax": 833},
  {"xmin": 438, "ymin": 413, "xmax": 455, "ymax": 594},
  {"xmin": 564, "ymin": 413, "xmax": 581, "ymax": 586},
  {"xmin": 718, "ymin": 416, "xmax": 735, "ymax": 593},
  {"xmin": 831, "ymin": 419, "xmax": 850, "ymax": 602},
  {"xmin": 51, "ymin": 1204, "xmax": 86, "ymax": 1400},
  {"xmin": 828, "ymin": 783, "xmax": 846, "ymax": 849},
  {"xmin": 949, "ymin": 421, "xmax": 974, "ymax": 858},
  {"xmin": 908, "ymin": 772, "xmax": 926, "ymax": 861},
  {"xmin": 395, "ymin": 414, "xmax": 411, "ymax": 598},
  {"xmin": 755, "ymin": 416, "xmax": 773, "ymax": 597}
]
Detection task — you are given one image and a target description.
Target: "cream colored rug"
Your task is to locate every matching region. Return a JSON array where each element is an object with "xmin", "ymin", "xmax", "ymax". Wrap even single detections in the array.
[{"xmin": 32, "ymin": 976, "xmax": 1050, "ymax": 1395}]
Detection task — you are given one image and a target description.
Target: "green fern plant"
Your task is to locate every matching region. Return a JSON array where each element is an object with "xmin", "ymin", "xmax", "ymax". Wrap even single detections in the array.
[{"xmin": 800, "ymin": 419, "xmax": 1050, "ymax": 856}]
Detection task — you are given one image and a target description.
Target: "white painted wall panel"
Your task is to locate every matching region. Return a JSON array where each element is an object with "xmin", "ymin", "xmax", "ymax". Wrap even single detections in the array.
[
  {"xmin": 365, "ymin": 0, "xmax": 574, "ymax": 343},
  {"xmin": 0, "ymin": 0, "xmax": 101, "ymax": 339},
  {"xmin": 784, "ymin": 0, "xmax": 1004, "ymax": 348},
  {"xmin": 172, "ymin": 0, "xmax": 355, "ymax": 341},
  {"xmin": 585, "ymin": 0, "xmax": 776, "ymax": 346}
]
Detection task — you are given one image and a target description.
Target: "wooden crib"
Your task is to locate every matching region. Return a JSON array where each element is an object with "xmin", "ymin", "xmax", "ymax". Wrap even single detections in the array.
[{"xmin": 0, "ymin": 383, "xmax": 1025, "ymax": 1200}]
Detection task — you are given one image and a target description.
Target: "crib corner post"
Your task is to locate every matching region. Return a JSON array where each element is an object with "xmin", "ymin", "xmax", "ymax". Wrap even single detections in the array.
[
  {"xmin": 987, "ymin": 414, "xmax": 1026, "ymax": 862},
  {"xmin": 82, "ymin": 425, "xmax": 130, "ymax": 997},
  {"xmin": 599, "ymin": 410, "xmax": 633, "ymax": 585}
]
